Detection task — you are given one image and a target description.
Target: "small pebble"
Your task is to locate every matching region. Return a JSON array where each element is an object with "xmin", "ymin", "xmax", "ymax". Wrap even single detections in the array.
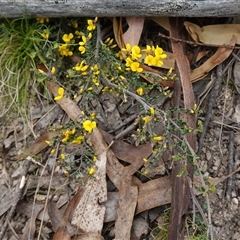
[
  {"xmin": 206, "ymin": 152, "xmax": 211, "ymax": 161},
  {"xmin": 232, "ymin": 197, "xmax": 238, "ymax": 205}
]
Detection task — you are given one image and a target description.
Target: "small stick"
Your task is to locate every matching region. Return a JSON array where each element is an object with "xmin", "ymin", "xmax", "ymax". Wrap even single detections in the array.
[
  {"xmin": 226, "ymin": 131, "xmax": 234, "ymax": 201},
  {"xmin": 101, "ymin": 72, "xmax": 151, "ymax": 111},
  {"xmin": 158, "ymin": 32, "xmax": 240, "ymax": 49},
  {"xmin": 108, "ymin": 110, "xmax": 145, "ymax": 133},
  {"xmin": 197, "ymin": 64, "xmax": 223, "ymax": 155},
  {"xmin": 187, "ymin": 177, "xmax": 208, "ymax": 224}
]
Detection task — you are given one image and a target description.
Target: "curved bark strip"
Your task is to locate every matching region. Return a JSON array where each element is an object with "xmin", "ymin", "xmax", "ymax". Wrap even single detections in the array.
[
  {"xmin": 168, "ymin": 17, "xmax": 196, "ymax": 240},
  {"xmin": 1, "ymin": 1, "xmax": 240, "ymax": 18}
]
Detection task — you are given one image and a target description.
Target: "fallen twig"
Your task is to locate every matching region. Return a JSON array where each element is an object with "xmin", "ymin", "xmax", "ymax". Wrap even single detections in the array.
[
  {"xmin": 158, "ymin": 32, "xmax": 240, "ymax": 49},
  {"xmin": 226, "ymin": 131, "xmax": 234, "ymax": 201},
  {"xmin": 197, "ymin": 64, "xmax": 223, "ymax": 155}
]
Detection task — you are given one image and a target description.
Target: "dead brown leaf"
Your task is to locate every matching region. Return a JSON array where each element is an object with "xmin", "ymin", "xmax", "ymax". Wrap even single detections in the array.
[
  {"xmin": 46, "ymin": 81, "xmax": 83, "ymax": 122},
  {"xmin": 113, "ymin": 17, "xmax": 125, "ymax": 50},
  {"xmin": 191, "ymin": 36, "xmax": 236, "ymax": 82},
  {"xmin": 184, "ymin": 21, "xmax": 240, "ymax": 45},
  {"xmin": 19, "ymin": 201, "xmax": 43, "ymax": 240},
  {"xmin": 71, "ymin": 128, "xmax": 107, "ymax": 233},
  {"xmin": 136, "ymin": 176, "xmax": 171, "ymax": 214},
  {"xmin": 53, "ymin": 186, "xmax": 85, "ymax": 239},
  {"xmin": 100, "ymin": 128, "xmax": 152, "ymax": 175},
  {"xmin": 114, "ymin": 174, "xmax": 138, "ymax": 240},
  {"xmin": 14, "ymin": 131, "xmax": 59, "ymax": 160},
  {"xmin": 123, "ymin": 17, "xmax": 145, "ymax": 46},
  {"xmin": 151, "ymin": 17, "xmax": 170, "ymax": 31},
  {"xmin": 99, "ymin": 129, "xmax": 152, "ymax": 239}
]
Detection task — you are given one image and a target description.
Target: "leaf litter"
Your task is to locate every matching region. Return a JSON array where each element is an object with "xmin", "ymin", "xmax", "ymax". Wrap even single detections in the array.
[{"xmin": 1, "ymin": 16, "xmax": 240, "ymax": 240}]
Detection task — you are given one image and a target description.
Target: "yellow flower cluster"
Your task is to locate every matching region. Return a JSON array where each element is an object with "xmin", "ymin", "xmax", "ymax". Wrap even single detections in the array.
[
  {"xmin": 62, "ymin": 128, "xmax": 76, "ymax": 142},
  {"xmin": 36, "ymin": 17, "xmax": 49, "ymax": 24},
  {"xmin": 141, "ymin": 107, "xmax": 163, "ymax": 142},
  {"xmin": 56, "ymin": 18, "xmax": 97, "ymax": 57},
  {"xmin": 122, "ymin": 44, "xmax": 143, "ymax": 73},
  {"xmin": 143, "ymin": 45, "xmax": 167, "ymax": 67},
  {"xmin": 58, "ymin": 44, "xmax": 73, "ymax": 56},
  {"xmin": 87, "ymin": 17, "xmax": 98, "ymax": 31},
  {"xmin": 73, "ymin": 60, "xmax": 89, "ymax": 74},
  {"xmin": 105, "ymin": 37, "xmax": 117, "ymax": 49},
  {"xmin": 78, "ymin": 33, "xmax": 92, "ymax": 54},
  {"xmin": 58, "ymin": 32, "xmax": 76, "ymax": 56},
  {"xmin": 61, "ymin": 128, "xmax": 85, "ymax": 144},
  {"xmin": 78, "ymin": 18, "xmax": 97, "ymax": 54},
  {"xmin": 121, "ymin": 43, "xmax": 167, "ymax": 73},
  {"xmin": 91, "ymin": 64, "xmax": 100, "ymax": 86},
  {"xmin": 142, "ymin": 107, "xmax": 156, "ymax": 124}
]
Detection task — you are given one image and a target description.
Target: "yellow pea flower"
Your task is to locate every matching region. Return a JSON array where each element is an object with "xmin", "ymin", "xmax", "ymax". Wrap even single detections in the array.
[
  {"xmin": 122, "ymin": 43, "xmax": 131, "ymax": 53},
  {"xmin": 88, "ymin": 167, "xmax": 95, "ymax": 175},
  {"xmin": 50, "ymin": 149, "xmax": 56, "ymax": 154},
  {"xmin": 71, "ymin": 135, "xmax": 84, "ymax": 144},
  {"xmin": 62, "ymin": 33, "xmax": 74, "ymax": 43},
  {"xmin": 154, "ymin": 46, "xmax": 167, "ymax": 59},
  {"xmin": 51, "ymin": 67, "xmax": 56, "ymax": 74},
  {"xmin": 87, "ymin": 19, "xmax": 96, "ymax": 31},
  {"xmin": 74, "ymin": 61, "xmax": 89, "ymax": 72},
  {"xmin": 125, "ymin": 57, "xmax": 133, "ymax": 67},
  {"xmin": 136, "ymin": 87, "xmax": 144, "ymax": 96},
  {"xmin": 83, "ymin": 120, "xmax": 97, "ymax": 133},
  {"xmin": 79, "ymin": 35, "xmax": 87, "ymax": 45},
  {"xmin": 153, "ymin": 136, "xmax": 163, "ymax": 141},
  {"xmin": 36, "ymin": 17, "xmax": 49, "ymax": 24},
  {"xmin": 41, "ymin": 32, "xmax": 49, "ymax": 39},
  {"xmin": 142, "ymin": 116, "xmax": 151, "ymax": 124},
  {"xmin": 149, "ymin": 107, "xmax": 155, "ymax": 115},
  {"xmin": 144, "ymin": 55, "xmax": 157, "ymax": 66},
  {"xmin": 54, "ymin": 87, "xmax": 64, "ymax": 101},
  {"xmin": 154, "ymin": 57, "xmax": 164, "ymax": 67},
  {"xmin": 143, "ymin": 158, "xmax": 148, "ymax": 163},
  {"xmin": 143, "ymin": 45, "xmax": 152, "ymax": 54},
  {"xmin": 79, "ymin": 46, "xmax": 86, "ymax": 54},
  {"xmin": 58, "ymin": 44, "xmax": 73, "ymax": 56},
  {"xmin": 131, "ymin": 46, "xmax": 142, "ymax": 60},
  {"xmin": 130, "ymin": 62, "xmax": 143, "ymax": 72},
  {"xmin": 88, "ymin": 32, "xmax": 92, "ymax": 39}
]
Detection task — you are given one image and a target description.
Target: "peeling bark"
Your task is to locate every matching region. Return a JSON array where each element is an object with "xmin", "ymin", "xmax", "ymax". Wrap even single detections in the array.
[{"xmin": 0, "ymin": 1, "xmax": 240, "ymax": 18}]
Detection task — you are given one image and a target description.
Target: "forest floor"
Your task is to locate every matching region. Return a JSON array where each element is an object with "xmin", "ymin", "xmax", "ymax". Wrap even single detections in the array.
[{"xmin": 0, "ymin": 16, "xmax": 240, "ymax": 240}]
